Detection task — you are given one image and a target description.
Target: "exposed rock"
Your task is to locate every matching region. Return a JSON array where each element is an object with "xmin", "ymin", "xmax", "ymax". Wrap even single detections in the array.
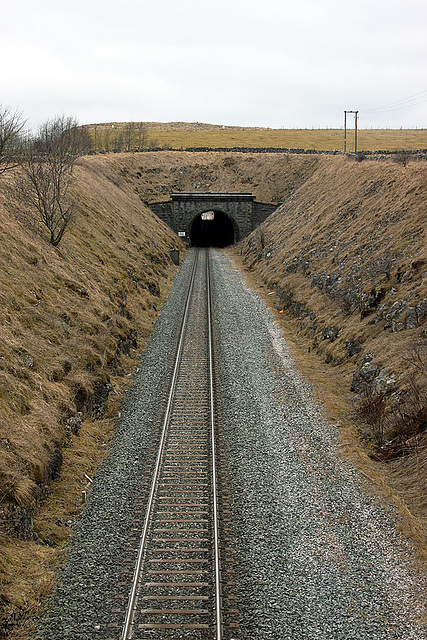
[
  {"xmin": 372, "ymin": 369, "xmax": 397, "ymax": 395},
  {"xmin": 361, "ymin": 287, "xmax": 387, "ymax": 316},
  {"xmin": 371, "ymin": 303, "xmax": 388, "ymax": 324},
  {"xmin": 1, "ymin": 503, "xmax": 34, "ymax": 540},
  {"xmin": 147, "ymin": 282, "xmax": 160, "ymax": 297},
  {"xmin": 346, "ymin": 341, "xmax": 362, "ymax": 357},
  {"xmin": 88, "ymin": 383, "xmax": 112, "ymax": 419},
  {"xmin": 0, "ymin": 449, "xmax": 63, "ymax": 540},
  {"xmin": 392, "ymin": 320, "xmax": 405, "ymax": 332},
  {"xmin": 351, "ymin": 362, "xmax": 380, "ymax": 393},
  {"xmin": 384, "ymin": 300, "xmax": 406, "ymax": 329},
  {"xmin": 117, "ymin": 330, "xmax": 138, "ymax": 356},
  {"xmin": 351, "ymin": 357, "xmax": 396, "ymax": 396},
  {"xmin": 23, "ymin": 354, "xmax": 34, "ymax": 368},
  {"xmin": 321, "ymin": 327, "xmax": 339, "ymax": 341},
  {"xmin": 405, "ymin": 307, "xmax": 417, "ymax": 330},
  {"xmin": 417, "ymin": 298, "xmax": 427, "ymax": 323},
  {"xmin": 46, "ymin": 448, "xmax": 63, "ymax": 483},
  {"xmin": 67, "ymin": 412, "xmax": 83, "ymax": 436}
]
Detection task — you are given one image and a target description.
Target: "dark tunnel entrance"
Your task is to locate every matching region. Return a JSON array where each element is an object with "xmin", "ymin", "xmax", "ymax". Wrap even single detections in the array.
[{"xmin": 189, "ymin": 210, "xmax": 236, "ymax": 247}]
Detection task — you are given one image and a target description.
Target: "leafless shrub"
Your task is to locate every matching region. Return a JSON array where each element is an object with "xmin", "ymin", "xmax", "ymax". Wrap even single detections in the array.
[
  {"xmin": 357, "ymin": 385, "xmax": 387, "ymax": 447},
  {"xmin": 0, "ymin": 104, "xmax": 26, "ymax": 175},
  {"xmin": 405, "ymin": 335, "xmax": 427, "ymax": 375},
  {"xmin": 359, "ymin": 337, "xmax": 427, "ymax": 458},
  {"xmin": 391, "ymin": 378, "xmax": 427, "ymax": 456},
  {"xmin": 389, "ymin": 338, "xmax": 427, "ymax": 451},
  {"xmin": 16, "ymin": 116, "xmax": 81, "ymax": 246}
]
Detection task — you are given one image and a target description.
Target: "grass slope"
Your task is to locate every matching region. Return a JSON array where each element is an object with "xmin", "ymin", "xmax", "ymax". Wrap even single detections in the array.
[
  {"xmin": 0, "ymin": 154, "xmax": 183, "ymax": 637},
  {"xmin": 239, "ymin": 154, "xmax": 427, "ymax": 557},
  {"xmin": 107, "ymin": 149, "xmax": 320, "ymax": 205}
]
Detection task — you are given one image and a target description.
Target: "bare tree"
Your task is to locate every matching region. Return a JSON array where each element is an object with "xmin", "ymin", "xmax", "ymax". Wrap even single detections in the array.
[
  {"xmin": 0, "ymin": 104, "xmax": 26, "ymax": 175},
  {"xmin": 124, "ymin": 122, "xmax": 138, "ymax": 151},
  {"xmin": 137, "ymin": 122, "xmax": 148, "ymax": 150},
  {"xmin": 104, "ymin": 126, "xmax": 111, "ymax": 152},
  {"xmin": 115, "ymin": 131, "xmax": 125, "ymax": 151},
  {"xmin": 73, "ymin": 124, "xmax": 92, "ymax": 153},
  {"xmin": 17, "ymin": 116, "xmax": 81, "ymax": 246}
]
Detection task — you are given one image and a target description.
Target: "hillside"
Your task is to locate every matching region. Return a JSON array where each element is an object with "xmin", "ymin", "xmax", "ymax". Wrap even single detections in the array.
[
  {"xmin": 239, "ymin": 154, "xmax": 427, "ymax": 550},
  {"xmin": 0, "ymin": 154, "xmax": 183, "ymax": 636}
]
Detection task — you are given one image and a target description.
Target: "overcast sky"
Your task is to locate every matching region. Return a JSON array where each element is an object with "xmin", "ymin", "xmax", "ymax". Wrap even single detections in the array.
[{"xmin": 1, "ymin": 0, "xmax": 426, "ymax": 130}]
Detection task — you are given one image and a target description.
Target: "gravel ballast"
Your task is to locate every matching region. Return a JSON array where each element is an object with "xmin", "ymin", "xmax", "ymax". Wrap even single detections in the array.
[
  {"xmin": 35, "ymin": 248, "xmax": 426, "ymax": 640},
  {"xmin": 210, "ymin": 249, "xmax": 426, "ymax": 640}
]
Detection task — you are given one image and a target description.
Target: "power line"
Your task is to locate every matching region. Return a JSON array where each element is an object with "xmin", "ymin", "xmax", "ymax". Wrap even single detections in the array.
[
  {"xmin": 366, "ymin": 98, "xmax": 427, "ymax": 113},
  {"xmin": 363, "ymin": 89, "xmax": 427, "ymax": 113},
  {"xmin": 364, "ymin": 89, "xmax": 427, "ymax": 111}
]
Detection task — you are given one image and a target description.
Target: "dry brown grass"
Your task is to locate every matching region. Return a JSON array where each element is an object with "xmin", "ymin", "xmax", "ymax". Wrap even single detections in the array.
[
  {"xmin": 237, "ymin": 154, "xmax": 427, "ymax": 563},
  {"xmin": 87, "ymin": 122, "xmax": 427, "ymax": 152},
  {"xmin": 0, "ymin": 153, "xmax": 184, "ymax": 637},
  {"xmin": 106, "ymin": 149, "xmax": 320, "ymax": 206}
]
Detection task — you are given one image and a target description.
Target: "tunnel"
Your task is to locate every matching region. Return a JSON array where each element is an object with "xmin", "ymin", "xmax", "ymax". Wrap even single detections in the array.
[{"xmin": 189, "ymin": 210, "xmax": 236, "ymax": 247}]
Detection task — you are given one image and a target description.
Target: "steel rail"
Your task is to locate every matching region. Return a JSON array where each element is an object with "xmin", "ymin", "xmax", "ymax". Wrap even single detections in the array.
[
  {"xmin": 206, "ymin": 250, "xmax": 223, "ymax": 640},
  {"xmin": 120, "ymin": 250, "xmax": 200, "ymax": 640}
]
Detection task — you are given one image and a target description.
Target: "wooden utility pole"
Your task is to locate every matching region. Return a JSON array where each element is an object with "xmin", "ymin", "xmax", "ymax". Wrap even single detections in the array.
[
  {"xmin": 354, "ymin": 110, "xmax": 358, "ymax": 152},
  {"xmin": 344, "ymin": 110, "xmax": 359, "ymax": 152}
]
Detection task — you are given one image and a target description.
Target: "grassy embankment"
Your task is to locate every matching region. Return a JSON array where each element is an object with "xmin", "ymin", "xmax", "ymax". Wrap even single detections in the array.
[
  {"xmin": 237, "ymin": 154, "xmax": 427, "ymax": 564},
  {"xmin": 0, "ymin": 153, "xmax": 183, "ymax": 638},
  {"xmin": 86, "ymin": 121, "xmax": 427, "ymax": 152},
  {"xmin": 1, "ymin": 146, "xmax": 426, "ymax": 636}
]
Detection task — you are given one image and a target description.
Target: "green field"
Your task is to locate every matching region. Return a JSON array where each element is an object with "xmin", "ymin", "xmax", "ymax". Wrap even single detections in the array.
[{"xmin": 86, "ymin": 122, "xmax": 427, "ymax": 152}]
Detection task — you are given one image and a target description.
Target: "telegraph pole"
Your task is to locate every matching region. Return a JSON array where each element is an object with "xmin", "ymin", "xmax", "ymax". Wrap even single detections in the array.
[
  {"xmin": 344, "ymin": 110, "xmax": 347, "ymax": 152},
  {"xmin": 354, "ymin": 110, "xmax": 358, "ymax": 152},
  {"xmin": 344, "ymin": 110, "xmax": 359, "ymax": 152}
]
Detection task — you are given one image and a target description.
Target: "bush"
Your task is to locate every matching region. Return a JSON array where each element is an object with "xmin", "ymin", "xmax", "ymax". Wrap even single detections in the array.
[
  {"xmin": 357, "ymin": 385, "xmax": 387, "ymax": 447},
  {"xmin": 357, "ymin": 337, "xmax": 427, "ymax": 458}
]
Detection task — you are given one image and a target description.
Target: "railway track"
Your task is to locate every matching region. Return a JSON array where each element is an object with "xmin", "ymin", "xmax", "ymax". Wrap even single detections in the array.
[{"xmin": 120, "ymin": 248, "xmax": 234, "ymax": 640}]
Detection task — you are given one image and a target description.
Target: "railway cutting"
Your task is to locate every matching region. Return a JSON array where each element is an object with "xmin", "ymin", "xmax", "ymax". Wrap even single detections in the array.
[{"xmin": 119, "ymin": 249, "xmax": 234, "ymax": 640}]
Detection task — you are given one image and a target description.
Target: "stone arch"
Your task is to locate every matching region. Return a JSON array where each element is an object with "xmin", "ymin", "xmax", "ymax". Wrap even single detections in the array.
[{"xmin": 189, "ymin": 209, "xmax": 239, "ymax": 247}]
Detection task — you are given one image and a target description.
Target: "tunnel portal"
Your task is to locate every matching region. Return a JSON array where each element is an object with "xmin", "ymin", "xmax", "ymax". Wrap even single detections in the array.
[
  {"xmin": 148, "ymin": 193, "xmax": 278, "ymax": 245},
  {"xmin": 190, "ymin": 210, "xmax": 236, "ymax": 247}
]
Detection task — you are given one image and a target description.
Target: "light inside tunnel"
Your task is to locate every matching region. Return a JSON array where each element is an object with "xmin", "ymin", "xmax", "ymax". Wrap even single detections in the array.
[{"xmin": 190, "ymin": 210, "xmax": 236, "ymax": 248}]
